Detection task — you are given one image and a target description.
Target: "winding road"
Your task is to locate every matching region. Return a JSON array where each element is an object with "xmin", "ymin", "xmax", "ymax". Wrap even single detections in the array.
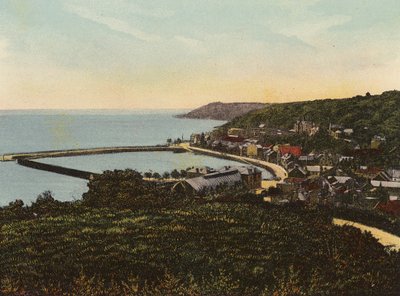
[{"xmin": 334, "ymin": 218, "xmax": 400, "ymax": 251}]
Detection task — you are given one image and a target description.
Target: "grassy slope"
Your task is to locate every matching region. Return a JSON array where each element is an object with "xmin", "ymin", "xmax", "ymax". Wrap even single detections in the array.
[{"xmin": 1, "ymin": 203, "xmax": 399, "ymax": 295}]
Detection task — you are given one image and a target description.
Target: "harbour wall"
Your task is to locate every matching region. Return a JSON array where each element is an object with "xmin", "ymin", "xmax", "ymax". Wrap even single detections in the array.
[
  {"xmin": 17, "ymin": 159, "xmax": 98, "ymax": 180},
  {"xmin": 1, "ymin": 145, "xmax": 185, "ymax": 161}
]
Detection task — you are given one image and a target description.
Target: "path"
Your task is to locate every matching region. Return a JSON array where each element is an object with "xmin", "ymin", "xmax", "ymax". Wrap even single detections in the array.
[
  {"xmin": 333, "ymin": 218, "xmax": 400, "ymax": 251},
  {"xmin": 180, "ymin": 143, "xmax": 287, "ymax": 188}
]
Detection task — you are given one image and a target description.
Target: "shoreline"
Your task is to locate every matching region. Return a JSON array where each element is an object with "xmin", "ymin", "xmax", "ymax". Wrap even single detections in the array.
[
  {"xmin": 2, "ymin": 143, "xmax": 286, "ymax": 192},
  {"xmin": 180, "ymin": 143, "xmax": 287, "ymax": 187}
]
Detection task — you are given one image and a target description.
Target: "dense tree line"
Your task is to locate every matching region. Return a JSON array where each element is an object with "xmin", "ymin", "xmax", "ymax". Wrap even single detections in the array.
[
  {"xmin": 225, "ymin": 91, "xmax": 400, "ymax": 165},
  {"xmin": 0, "ymin": 170, "xmax": 399, "ymax": 295}
]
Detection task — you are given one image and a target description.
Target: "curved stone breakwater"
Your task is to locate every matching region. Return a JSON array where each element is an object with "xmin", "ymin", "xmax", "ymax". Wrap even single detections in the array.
[
  {"xmin": 181, "ymin": 144, "xmax": 288, "ymax": 181},
  {"xmin": 17, "ymin": 158, "xmax": 97, "ymax": 180},
  {"xmin": 1, "ymin": 145, "xmax": 185, "ymax": 161},
  {"xmin": 2, "ymin": 143, "xmax": 285, "ymax": 189}
]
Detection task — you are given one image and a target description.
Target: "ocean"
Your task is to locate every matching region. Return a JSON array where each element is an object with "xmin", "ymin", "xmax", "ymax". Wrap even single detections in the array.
[{"xmin": 0, "ymin": 110, "xmax": 272, "ymax": 206}]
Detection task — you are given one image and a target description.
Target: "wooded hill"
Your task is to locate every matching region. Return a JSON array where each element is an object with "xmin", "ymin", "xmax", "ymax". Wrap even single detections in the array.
[
  {"xmin": 226, "ymin": 90, "xmax": 400, "ymax": 143},
  {"xmin": 176, "ymin": 102, "xmax": 266, "ymax": 121}
]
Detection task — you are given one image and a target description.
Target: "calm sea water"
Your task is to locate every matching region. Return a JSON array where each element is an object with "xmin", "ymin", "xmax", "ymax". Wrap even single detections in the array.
[{"xmin": 0, "ymin": 110, "xmax": 272, "ymax": 206}]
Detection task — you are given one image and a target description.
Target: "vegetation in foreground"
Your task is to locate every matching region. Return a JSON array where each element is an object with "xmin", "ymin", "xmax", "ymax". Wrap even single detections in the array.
[{"xmin": 0, "ymin": 170, "xmax": 399, "ymax": 295}]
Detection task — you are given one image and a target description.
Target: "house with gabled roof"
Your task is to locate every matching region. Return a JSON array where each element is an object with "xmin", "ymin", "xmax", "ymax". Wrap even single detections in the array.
[{"xmin": 184, "ymin": 165, "xmax": 262, "ymax": 193}]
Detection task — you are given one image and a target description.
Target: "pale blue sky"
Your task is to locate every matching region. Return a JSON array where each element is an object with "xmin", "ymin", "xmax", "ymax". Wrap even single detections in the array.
[{"xmin": 0, "ymin": 0, "xmax": 399, "ymax": 109}]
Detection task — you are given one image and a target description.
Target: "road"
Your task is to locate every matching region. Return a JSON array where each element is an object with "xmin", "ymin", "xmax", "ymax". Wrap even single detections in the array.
[
  {"xmin": 333, "ymin": 218, "xmax": 400, "ymax": 251},
  {"xmin": 180, "ymin": 143, "xmax": 287, "ymax": 188}
]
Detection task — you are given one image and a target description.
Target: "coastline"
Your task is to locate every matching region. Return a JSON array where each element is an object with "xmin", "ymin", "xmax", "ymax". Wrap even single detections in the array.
[{"xmin": 180, "ymin": 143, "xmax": 287, "ymax": 188}]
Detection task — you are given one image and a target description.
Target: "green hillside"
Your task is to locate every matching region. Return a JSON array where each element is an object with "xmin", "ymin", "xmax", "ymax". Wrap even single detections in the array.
[
  {"xmin": 1, "ymin": 170, "xmax": 400, "ymax": 295},
  {"xmin": 226, "ymin": 90, "xmax": 400, "ymax": 143},
  {"xmin": 1, "ymin": 201, "xmax": 399, "ymax": 295}
]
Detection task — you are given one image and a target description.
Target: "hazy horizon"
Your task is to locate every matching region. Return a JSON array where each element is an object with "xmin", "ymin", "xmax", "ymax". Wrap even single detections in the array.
[
  {"xmin": 1, "ymin": 1, "xmax": 399, "ymax": 109},
  {"xmin": 1, "ymin": 88, "xmax": 397, "ymax": 111}
]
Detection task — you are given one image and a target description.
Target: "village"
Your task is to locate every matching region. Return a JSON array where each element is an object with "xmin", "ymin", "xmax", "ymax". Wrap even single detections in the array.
[{"xmin": 186, "ymin": 119, "xmax": 400, "ymax": 215}]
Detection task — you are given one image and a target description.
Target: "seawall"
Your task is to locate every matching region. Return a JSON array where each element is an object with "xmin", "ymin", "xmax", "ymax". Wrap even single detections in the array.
[
  {"xmin": 1, "ymin": 145, "xmax": 186, "ymax": 161},
  {"xmin": 17, "ymin": 159, "xmax": 98, "ymax": 180},
  {"xmin": 183, "ymin": 144, "xmax": 288, "ymax": 181}
]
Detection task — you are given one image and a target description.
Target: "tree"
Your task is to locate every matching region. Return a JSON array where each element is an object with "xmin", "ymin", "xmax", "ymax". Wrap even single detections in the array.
[
  {"xmin": 170, "ymin": 169, "xmax": 180, "ymax": 179},
  {"xmin": 152, "ymin": 172, "xmax": 161, "ymax": 179},
  {"xmin": 180, "ymin": 170, "xmax": 187, "ymax": 178},
  {"xmin": 144, "ymin": 171, "xmax": 152, "ymax": 178},
  {"xmin": 82, "ymin": 169, "xmax": 147, "ymax": 208},
  {"xmin": 31, "ymin": 191, "xmax": 58, "ymax": 216},
  {"xmin": 4, "ymin": 199, "xmax": 28, "ymax": 220},
  {"xmin": 163, "ymin": 171, "xmax": 171, "ymax": 179}
]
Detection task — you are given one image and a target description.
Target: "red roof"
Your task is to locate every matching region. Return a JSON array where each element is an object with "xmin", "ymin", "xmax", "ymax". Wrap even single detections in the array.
[
  {"xmin": 222, "ymin": 136, "xmax": 244, "ymax": 143},
  {"xmin": 376, "ymin": 201, "xmax": 400, "ymax": 216},
  {"xmin": 279, "ymin": 146, "xmax": 302, "ymax": 157},
  {"xmin": 285, "ymin": 177, "xmax": 306, "ymax": 184}
]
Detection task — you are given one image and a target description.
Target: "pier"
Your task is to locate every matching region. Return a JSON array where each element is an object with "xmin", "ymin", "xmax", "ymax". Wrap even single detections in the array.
[
  {"xmin": 1, "ymin": 145, "xmax": 186, "ymax": 181},
  {"xmin": 17, "ymin": 159, "xmax": 98, "ymax": 180},
  {"xmin": 2, "ymin": 143, "xmax": 287, "ymax": 188},
  {"xmin": 1, "ymin": 145, "xmax": 186, "ymax": 161}
]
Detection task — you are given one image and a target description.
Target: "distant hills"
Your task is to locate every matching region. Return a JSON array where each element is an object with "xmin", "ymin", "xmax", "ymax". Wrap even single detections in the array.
[{"xmin": 176, "ymin": 102, "xmax": 266, "ymax": 121}]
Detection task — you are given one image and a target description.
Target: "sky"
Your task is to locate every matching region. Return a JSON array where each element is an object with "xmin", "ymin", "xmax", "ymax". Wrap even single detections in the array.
[{"xmin": 0, "ymin": 0, "xmax": 399, "ymax": 109}]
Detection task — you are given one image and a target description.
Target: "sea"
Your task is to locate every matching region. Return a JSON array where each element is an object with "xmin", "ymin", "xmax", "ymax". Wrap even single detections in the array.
[{"xmin": 0, "ymin": 110, "xmax": 272, "ymax": 206}]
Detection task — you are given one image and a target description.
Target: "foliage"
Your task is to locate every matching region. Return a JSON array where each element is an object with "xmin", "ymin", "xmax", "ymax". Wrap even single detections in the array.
[
  {"xmin": 1, "ymin": 170, "xmax": 400, "ymax": 295},
  {"xmin": 333, "ymin": 207, "xmax": 400, "ymax": 236},
  {"xmin": 225, "ymin": 91, "xmax": 400, "ymax": 164},
  {"xmin": 0, "ymin": 201, "xmax": 399, "ymax": 294}
]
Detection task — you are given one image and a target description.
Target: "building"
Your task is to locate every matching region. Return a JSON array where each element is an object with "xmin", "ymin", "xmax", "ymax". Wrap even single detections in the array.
[
  {"xmin": 294, "ymin": 120, "xmax": 319, "ymax": 136},
  {"xmin": 287, "ymin": 165, "xmax": 307, "ymax": 178},
  {"xmin": 326, "ymin": 176, "xmax": 358, "ymax": 196},
  {"xmin": 376, "ymin": 201, "xmax": 400, "ymax": 216},
  {"xmin": 186, "ymin": 166, "xmax": 215, "ymax": 178},
  {"xmin": 306, "ymin": 165, "xmax": 333, "ymax": 176},
  {"xmin": 228, "ymin": 128, "xmax": 247, "ymax": 138},
  {"xmin": 371, "ymin": 135, "xmax": 386, "ymax": 149},
  {"xmin": 184, "ymin": 165, "xmax": 262, "ymax": 193},
  {"xmin": 371, "ymin": 168, "xmax": 400, "ymax": 191},
  {"xmin": 343, "ymin": 128, "xmax": 354, "ymax": 137},
  {"xmin": 299, "ymin": 155, "xmax": 315, "ymax": 162},
  {"xmin": 355, "ymin": 167, "xmax": 384, "ymax": 179},
  {"xmin": 263, "ymin": 146, "xmax": 277, "ymax": 162},
  {"xmin": 190, "ymin": 133, "xmax": 202, "ymax": 145},
  {"xmin": 240, "ymin": 143, "xmax": 263, "ymax": 158},
  {"xmin": 279, "ymin": 145, "xmax": 302, "ymax": 158},
  {"xmin": 372, "ymin": 169, "xmax": 396, "ymax": 182},
  {"xmin": 235, "ymin": 166, "xmax": 262, "ymax": 189},
  {"xmin": 221, "ymin": 135, "xmax": 245, "ymax": 145},
  {"xmin": 185, "ymin": 167, "xmax": 242, "ymax": 193},
  {"xmin": 329, "ymin": 124, "xmax": 355, "ymax": 140},
  {"xmin": 219, "ymin": 135, "xmax": 245, "ymax": 153}
]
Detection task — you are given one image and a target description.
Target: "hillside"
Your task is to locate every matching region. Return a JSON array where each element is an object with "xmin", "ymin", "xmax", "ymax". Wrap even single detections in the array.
[
  {"xmin": 1, "ymin": 170, "xmax": 400, "ymax": 295},
  {"xmin": 226, "ymin": 90, "xmax": 400, "ymax": 142},
  {"xmin": 176, "ymin": 102, "xmax": 266, "ymax": 121},
  {"xmin": 2, "ymin": 200, "xmax": 399, "ymax": 295}
]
